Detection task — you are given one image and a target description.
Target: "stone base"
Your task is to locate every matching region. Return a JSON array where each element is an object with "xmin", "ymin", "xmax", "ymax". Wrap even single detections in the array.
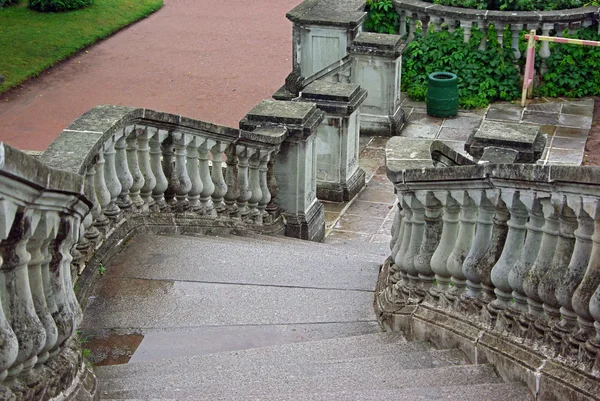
[
  {"xmin": 359, "ymin": 107, "xmax": 405, "ymax": 137},
  {"xmin": 284, "ymin": 200, "xmax": 325, "ymax": 242},
  {"xmin": 317, "ymin": 168, "xmax": 365, "ymax": 202},
  {"xmin": 386, "ymin": 305, "xmax": 600, "ymax": 401}
]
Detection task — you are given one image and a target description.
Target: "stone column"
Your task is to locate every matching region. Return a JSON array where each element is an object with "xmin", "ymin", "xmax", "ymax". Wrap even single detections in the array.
[
  {"xmin": 240, "ymin": 100, "xmax": 325, "ymax": 241},
  {"xmin": 150, "ymin": 129, "xmax": 170, "ymax": 211},
  {"xmin": 126, "ymin": 128, "xmax": 145, "ymax": 210},
  {"xmin": 349, "ymin": 32, "xmax": 405, "ymax": 136},
  {"xmin": 298, "ymin": 80, "xmax": 367, "ymax": 202},
  {"xmin": 413, "ymin": 191, "xmax": 443, "ymax": 295},
  {"xmin": 137, "ymin": 127, "xmax": 157, "ymax": 208},
  {"xmin": 172, "ymin": 132, "xmax": 193, "ymax": 212}
]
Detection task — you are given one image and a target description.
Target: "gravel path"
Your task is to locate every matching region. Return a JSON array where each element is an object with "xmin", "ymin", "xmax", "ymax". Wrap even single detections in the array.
[{"xmin": 0, "ymin": 0, "xmax": 300, "ymax": 151}]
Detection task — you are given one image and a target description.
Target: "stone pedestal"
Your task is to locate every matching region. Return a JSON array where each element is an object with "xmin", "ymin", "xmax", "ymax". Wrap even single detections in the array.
[
  {"xmin": 465, "ymin": 121, "xmax": 546, "ymax": 163},
  {"xmin": 349, "ymin": 32, "xmax": 406, "ymax": 136},
  {"xmin": 285, "ymin": 5, "xmax": 366, "ymax": 94},
  {"xmin": 298, "ymin": 80, "xmax": 367, "ymax": 202},
  {"xmin": 240, "ymin": 100, "xmax": 326, "ymax": 242}
]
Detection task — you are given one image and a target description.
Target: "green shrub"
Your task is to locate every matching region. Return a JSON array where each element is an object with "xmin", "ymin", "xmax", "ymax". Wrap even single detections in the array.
[
  {"xmin": 537, "ymin": 27, "xmax": 600, "ymax": 98},
  {"xmin": 402, "ymin": 27, "xmax": 520, "ymax": 108},
  {"xmin": 28, "ymin": 0, "xmax": 93, "ymax": 12},
  {"xmin": 364, "ymin": 0, "xmax": 400, "ymax": 34},
  {"xmin": 0, "ymin": 0, "xmax": 20, "ymax": 9}
]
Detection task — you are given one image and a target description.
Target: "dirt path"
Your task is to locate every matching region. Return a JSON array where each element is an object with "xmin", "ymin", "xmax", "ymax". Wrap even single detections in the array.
[{"xmin": 0, "ymin": 0, "xmax": 301, "ymax": 151}]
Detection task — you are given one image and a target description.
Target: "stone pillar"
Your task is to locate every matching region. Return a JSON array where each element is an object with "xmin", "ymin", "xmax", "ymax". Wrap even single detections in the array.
[
  {"xmin": 283, "ymin": 6, "xmax": 366, "ymax": 95},
  {"xmin": 349, "ymin": 32, "xmax": 406, "ymax": 136},
  {"xmin": 240, "ymin": 100, "xmax": 325, "ymax": 241},
  {"xmin": 298, "ymin": 80, "xmax": 367, "ymax": 202}
]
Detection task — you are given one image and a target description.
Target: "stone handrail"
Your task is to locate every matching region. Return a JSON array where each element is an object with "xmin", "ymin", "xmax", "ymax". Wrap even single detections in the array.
[
  {"xmin": 0, "ymin": 143, "xmax": 94, "ymax": 400},
  {"xmin": 39, "ymin": 105, "xmax": 291, "ymax": 293},
  {"xmin": 377, "ymin": 162, "xmax": 600, "ymax": 396},
  {"xmin": 394, "ymin": 0, "xmax": 599, "ymax": 63}
]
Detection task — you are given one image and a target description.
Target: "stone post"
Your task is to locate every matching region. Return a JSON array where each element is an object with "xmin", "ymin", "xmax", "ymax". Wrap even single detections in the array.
[
  {"xmin": 298, "ymin": 80, "xmax": 367, "ymax": 201},
  {"xmin": 283, "ymin": 5, "xmax": 366, "ymax": 96},
  {"xmin": 348, "ymin": 32, "xmax": 406, "ymax": 136},
  {"xmin": 240, "ymin": 100, "xmax": 325, "ymax": 241}
]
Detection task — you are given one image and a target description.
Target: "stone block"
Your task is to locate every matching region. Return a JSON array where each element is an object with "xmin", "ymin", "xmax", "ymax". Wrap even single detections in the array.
[{"xmin": 465, "ymin": 120, "xmax": 546, "ymax": 163}]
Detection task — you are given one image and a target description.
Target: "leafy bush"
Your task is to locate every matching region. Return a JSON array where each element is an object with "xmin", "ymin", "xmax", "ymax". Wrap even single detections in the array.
[
  {"xmin": 537, "ymin": 27, "xmax": 600, "ymax": 98},
  {"xmin": 427, "ymin": 0, "xmax": 595, "ymax": 11},
  {"xmin": 0, "ymin": 0, "xmax": 20, "ymax": 9},
  {"xmin": 28, "ymin": 0, "xmax": 93, "ymax": 12},
  {"xmin": 402, "ymin": 27, "xmax": 520, "ymax": 108},
  {"xmin": 364, "ymin": 0, "xmax": 400, "ymax": 34}
]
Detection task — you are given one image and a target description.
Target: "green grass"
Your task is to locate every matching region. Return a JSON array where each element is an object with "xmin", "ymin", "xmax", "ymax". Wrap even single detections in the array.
[{"xmin": 0, "ymin": 0, "xmax": 163, "ymax": 93}]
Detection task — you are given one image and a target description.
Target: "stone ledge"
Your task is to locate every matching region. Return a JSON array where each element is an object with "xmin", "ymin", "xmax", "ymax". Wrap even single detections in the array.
[
  {"xmin": 384, "ymin": 304, "xmax": 600, "ymax": 401},
  {"xmin": 348, "ymin": 32, "xmax": 406, "ymax": 58}
]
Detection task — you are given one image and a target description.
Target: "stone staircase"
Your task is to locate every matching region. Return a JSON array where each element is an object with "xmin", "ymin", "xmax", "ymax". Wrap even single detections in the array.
[{"xmin": 81, "ymin": 233, "xmax": 533, "ymax": 400}]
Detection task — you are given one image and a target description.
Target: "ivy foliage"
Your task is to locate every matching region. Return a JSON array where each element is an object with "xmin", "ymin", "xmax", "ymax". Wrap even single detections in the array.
[
  {"xmin": 0, "ymin": 0, "xmax": 20, "ymax": 9},
  {"xmin": 402, "ymin": 27, "xmax": 520, "ymax": 108},
  {"xmin": 28, "ymin": 0, "xmax": 93, "ymax": 12},
  {"xmin": 427, "ymin": 0, "xmax": 596, "ymax": 11},
  {"xmin": 363, "ymin": 0, "xmax": 399, "ymax": 34},
  {"xmin": 537, "ymin": 27, "xmax": 600, "ymax": 98}
]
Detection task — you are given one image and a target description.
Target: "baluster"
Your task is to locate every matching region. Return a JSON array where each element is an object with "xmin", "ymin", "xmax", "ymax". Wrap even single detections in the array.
[
  {"xmin": 480, "ymin": 198, "xmax": 510, "ymax": 305},
  {"xmin": 398, "ymin": 10, "xmax": 407, "ymax": 37},
  {"xmin": 115, "ymin": 131, "xmax": 133, "ymax": 211},
  {"xmin": 388, "ymin": 206, "xmax": 405, "ymax": 285},
  {"xmin": 172, "ymin": 132, "xmax": 193, "ymax": 212},
  {"xmin": 265, "ymin": 155, "xmax": 280, "ymax": 218},
  {"xmin": 187, "ymin": 137, "xmax": 205, "ymax": 213},
  {"xmin": 27, "ymin": 214, "xmax": 59, "ymax": 367},
  {"xmin": 161, "ymin": 134, "xmax": 177, "ymax": 208},
  {"xmin": 462, "ymin": 20, "xmax": 473, "ymax": 44},
  {"xmin": 402, "ymin": 194, "xmax": 425, "ymax": 299},
  {"xmin": 445, "ymin": 191, "xmax": 477, "ymax": 302},
  {"xmin": 414, "ymin": 191, "xmax": 442, "ymax": 296},
  {"xmin": 211, "ymin": 141, "xmax": 229, "ymax": 217},
  {"xmin": 488, "ymin": 192, "xmax": 528, "ymax": 324},
  {"xmin": 0, "ymin": 199, "xmax": 20, "ymax": 384},
  {"xmin": 127, "ymin": 127, "xmax": 145, "ymax": 209},
  {"xmin": 534, "ymin": 197, "xmax": 577, "ymax": 344},
  {"xmin": 502, "ymin": 195, "xmax": 544, "ymax": 336},
  {"xmin": 394, "ymin": 195, "xmax": 413, "ymax": 288},
  {"xmin": 574, "ymin": 200, "xmax": 600, "ymax": 365},
  {"xmin": 523, "ymin": 199, "xmax": 559, "ymax": 340},
  {"xmin": 150, "ymin": 129, "xmax": 169, "ymax": 211},
  {"xmin": 224, "ymin": 144, "xmax": 240, "ymax": 219},
  {"xmin": 463, "ymin": 191, "xmax": 496, "ymax": 302},
  {"xmin": 82, "ymin": 165, "xmax": 101, "ymax": 247},
  {"xmin": 0, "ymin": 209, "xmax": 45, "ymax": 379},
  {"xmin": 495, "ymin": 22, "xmax": 506, "ymax": 46},
  {"xmin": 138, "ymin": 127, "xmax": 156, "ymax": 208},
  {"xmin": 248, "ymin": 149, "xmax": 266, "ymax": 223},
  {"xmin": 429, "ymin": 192, "xmax": 460, "ymax": 301},
  {"xmin": 478, "ymin": 22, "xmax": 488, "ymax": 51},
  {"xmin": 93, "ymin": 150, "xmax": 111, "ymax": 231},
  {"xmin": 431, "ymin": 16, "xmax": 442, "ymax": 32},
  {"xmin": 539, "ymin": 23, "xmax": 554, "ymax": 75},
  {"xmin": 510, "ymin": 23, "xmax": 523, "ymax": 61},
  {"xmin": 104, "ymin": 136, "xmax": 123, "ymax": 220},
  {"xmin": 447, "ymin": 19, "xmax": 457, "ymax": 33},
  {"xmin": 419, "ymin": 14, "xmax": 429, "ymax": 37},
  {"xmin": 408, "ymin": 13, "xmax": 417, "ymax": 42},
  {"xmin": 198, "ymin": 139, "xmax": 217, "ymax": 216},
  {"xmin": 552, "ymin": 197, "xmax": 594, "ymax": 355},
  {"xmin": 258, "ymin": 150, "xmax": 273, "ymax": 223},
  {"xmin": 237, "ymin": 146, "xmax": 253, "ymax": 219}
]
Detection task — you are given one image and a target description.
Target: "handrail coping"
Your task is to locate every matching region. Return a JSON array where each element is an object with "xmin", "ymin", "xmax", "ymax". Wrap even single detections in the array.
[
  {"xmin": 41, "ymin": 105, "xmax": 288, "ymax": 176},
  {"xmin": 287, "ymin": 0, "xmax": 366, "ymax": 27}
]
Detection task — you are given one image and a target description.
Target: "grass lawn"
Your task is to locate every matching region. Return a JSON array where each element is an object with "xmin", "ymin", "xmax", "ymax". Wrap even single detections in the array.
[{"xmin": 0, "ymin": 0, "xmax": 163, "ymax": 93}]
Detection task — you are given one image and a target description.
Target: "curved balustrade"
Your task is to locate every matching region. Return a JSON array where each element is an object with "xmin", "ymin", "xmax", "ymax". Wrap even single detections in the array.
[
  {"xmin": 0, "ymin": 143, "xmax": 93, "ymax": 400},
  {"xmin": 40, "ymin": 106, "xmax": 288, "ymax": 286},
  {"xmin": 378, "ymin": 163, "xmax": 600, "ymax": 379},
  {"xmin": 394, "ymin": 0, "xmax": 599, "ymax": 64}
]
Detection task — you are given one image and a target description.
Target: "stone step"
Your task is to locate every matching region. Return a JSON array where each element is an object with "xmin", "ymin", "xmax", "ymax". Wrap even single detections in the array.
[
  {"xmin": 99, "ymin": 364, "xmax": 507, "ymax": 399},
  {"xmin": 95, "ymin": 332, "xmax": 424, "ymax": 379},
  {"xmin": 100, "ymin": 383, "xmax": 532, "ymax": 401},
  {"xmin": 103, "ymin": 233, "xmax": 382, "ymax": 291}
]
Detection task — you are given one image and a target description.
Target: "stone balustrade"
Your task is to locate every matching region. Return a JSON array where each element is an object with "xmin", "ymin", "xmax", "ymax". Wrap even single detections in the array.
[
  {"xmin": 0, "ymin": 143, "xmax": 95, "ymax": 400},
  {"xmin": 377, "ymin": 162, "xmax": 600, "ymax": 396},
  {"xmin": 394, "ymin": 0, "xmax": 599, "ymax": 66}
]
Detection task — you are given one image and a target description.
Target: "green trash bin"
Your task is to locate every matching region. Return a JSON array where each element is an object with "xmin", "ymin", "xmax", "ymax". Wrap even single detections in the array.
[{"xmin": 427, "ymin": 72, "xmax": 458, "ymax": 118}]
